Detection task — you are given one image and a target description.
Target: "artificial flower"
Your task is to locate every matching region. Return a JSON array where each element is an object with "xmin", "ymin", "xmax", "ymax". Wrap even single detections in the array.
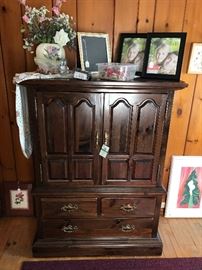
[
  {"xmin": 17, "ymin": 0, "xmax": 76, "ymax": 53},
  {"xmin": 53, "ymin": 29, "xmax": 70, "ymax": 47}
]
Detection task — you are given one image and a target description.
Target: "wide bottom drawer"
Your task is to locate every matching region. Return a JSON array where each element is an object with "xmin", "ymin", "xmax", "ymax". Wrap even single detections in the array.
[{"xmin": 41, "ymin": 218, "xmax": 153, "ymax": 238}]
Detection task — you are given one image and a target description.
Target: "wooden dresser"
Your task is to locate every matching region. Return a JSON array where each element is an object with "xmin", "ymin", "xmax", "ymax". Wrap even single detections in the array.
[{"xmin": 21, "ymin": 79, "xmax": 187, "ymax": 257}]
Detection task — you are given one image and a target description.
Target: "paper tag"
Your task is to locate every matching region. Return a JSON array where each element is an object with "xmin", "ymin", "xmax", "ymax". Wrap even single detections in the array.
[{"xmin": 99, "ymin": 144, "xmax": 110, "ymax": 158}]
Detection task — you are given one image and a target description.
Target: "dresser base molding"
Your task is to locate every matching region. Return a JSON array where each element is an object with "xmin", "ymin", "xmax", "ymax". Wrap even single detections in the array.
[{"xmin": 32, "ymin": 234, "xmax": 163, "ymax": 257}]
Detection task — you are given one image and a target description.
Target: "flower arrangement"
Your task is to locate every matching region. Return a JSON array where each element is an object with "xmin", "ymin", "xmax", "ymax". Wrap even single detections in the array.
[{"xmin": 18, "ymin": 0, "xmax": 76, "ymax": 53}]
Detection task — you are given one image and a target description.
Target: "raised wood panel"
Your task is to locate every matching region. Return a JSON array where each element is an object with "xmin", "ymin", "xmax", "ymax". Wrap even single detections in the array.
[
  {"xmin": 38, "ymin": 92, "xmax": 102, "ymax": 184},
  {"xmin": 185, "ymin": 76, "xmax": 202, "ymax": 155},
  {"xmin": 0, "ymin": 0, "xmax": 34, "ymax": 182},
  {"xmin": 0, "ymin": 39, "xmax": 16, "ymax": 181},
  {"xmin": 103, "ymin": 93, "xmax": 167, "ymax": 185},
  {"xmin": 113, "ymin": 0, "xmax": 138, "ymax": 60},
  {"xmin": 135, "ymin": 100, "xmax": 158, "ymax": 154},
  {"xmin": 45, "ymin": 98, "xmax": 68, "ymax": 154},
  {"xmin": 74, "ymin": 100, "xmax": 94, "ymax": 154}
]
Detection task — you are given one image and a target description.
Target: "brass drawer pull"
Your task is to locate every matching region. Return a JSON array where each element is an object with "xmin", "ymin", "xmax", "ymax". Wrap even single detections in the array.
[
  {"xmin": 62, "ymin": 225, "xmax": 78, "ymax": 233},
  {"xmin": 121, "ymin": 224, "xmax": 135, "ymax": 232},
  {"xmin": 61, "ymin": 203, "xmax": 79, "ymax": 213},
  {"xmin": 120, "ymin": 203, "xmax": 137, "ymax": 212}
]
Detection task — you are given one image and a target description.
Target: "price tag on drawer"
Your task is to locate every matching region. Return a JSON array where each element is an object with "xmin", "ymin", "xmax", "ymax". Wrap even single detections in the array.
[{"xmin": 99, "ymin": 144, "xmax": 109, "ymax": 158}]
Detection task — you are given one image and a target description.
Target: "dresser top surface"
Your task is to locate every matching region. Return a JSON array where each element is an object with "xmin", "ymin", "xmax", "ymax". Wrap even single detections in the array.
[{"xmin": 19, "ymin": 78, "xmax": 188, "ymax": 91}]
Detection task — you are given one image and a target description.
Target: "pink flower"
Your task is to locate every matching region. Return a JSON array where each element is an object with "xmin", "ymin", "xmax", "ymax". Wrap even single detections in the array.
[
  {"xmin": 55, "ymin": 0, "xmax": 66, "ymax": 8},
  {"xmin": 22, "ymin": 14, "xmax": 29, "ymax": 23},
  {"xmin": 52, "ymin": 6, "xmax": 60, "ymax": 15},
  {"xmin": 18, "ymin": 0, "xmax": 26, "ymax": 5},
  {"xmin": 39, "ymin": 16, "xmax": 46, "ymax": 23}
]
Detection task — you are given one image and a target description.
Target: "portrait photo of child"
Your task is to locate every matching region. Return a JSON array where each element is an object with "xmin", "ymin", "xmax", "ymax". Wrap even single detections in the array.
[
  {"xmin": 146, "ymin": 37, "xmax": 181, "ymax": 75},
  {"xmin": 118, "ymin": 34, "xmax": 147, "ymax": 74},
  {"xmin": 142, "ymin": 32, "xmax": 186, "ymax": 81}
]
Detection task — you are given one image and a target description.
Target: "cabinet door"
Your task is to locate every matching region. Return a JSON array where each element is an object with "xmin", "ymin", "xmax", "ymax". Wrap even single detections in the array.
[
  {"xmin": 37, "ymin": 92, "xmax": 103, "ymax": 185},
  {"xmin": 102, "ymin": 93, "xmax": 167, "ymax": 186}
]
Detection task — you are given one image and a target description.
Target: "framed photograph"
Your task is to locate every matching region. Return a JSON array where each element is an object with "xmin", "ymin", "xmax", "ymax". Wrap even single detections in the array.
[
  {"xmin": 77, "ymin": 32, "xmax": 111, "ymax": 72},
  {"xmin": 117, "ymin": 33, "xmax": 147, "ymax": 75},
  {"xmin": 165, "ymin": 156, "xmax": 202, "ymax": 218},
  {"xmin": 187, "ymin": 43, "xmax": 202, "ymax": 74},
  {"xmin": 3, "ymin": 182, "xmax": 33, "ymax": 216},
  {"xmin": 142, "ymin": 32, "xmax": 187, "ymax": 81}
]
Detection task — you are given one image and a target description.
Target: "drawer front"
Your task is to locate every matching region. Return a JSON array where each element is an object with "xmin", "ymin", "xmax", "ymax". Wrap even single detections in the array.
[
  {"xmin": 42, "ymin": 218, "xmax": 153, "ymax": 238},
  {"xmin": 101, "ymin": 197, "xmax": 156, "ymax": 217},
  {"xmin": 41, "ymin": 198, "xmax": 97, "ymax": 218}
]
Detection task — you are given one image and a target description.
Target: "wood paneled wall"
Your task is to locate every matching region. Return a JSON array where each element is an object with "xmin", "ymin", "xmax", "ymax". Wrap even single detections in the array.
[{"xmin": 0, "ymin": 0, "xmax": 201, "ymax": 191}]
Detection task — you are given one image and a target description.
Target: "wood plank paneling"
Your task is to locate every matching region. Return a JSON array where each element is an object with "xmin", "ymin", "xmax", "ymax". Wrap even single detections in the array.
[
  {"xmin": 185, "ymin": 76, "xmax": 202, "ymax": 154},
  {"xmin": 0, "ymin": 0, "xmax": 201, "ymax": 194},
  {"xmin": 162, "ymin": 0, "xmax": 202, "ymax": 188},
  {"xmin": 154, "ymin": 0, "xmax": 186, "ymax": 32},
  {"xmin": 61, "ymin": 0, "xmax": 77, "ymax": 69},
  {"xmin": 0, "ymin": 39, "xmax": 16, "ymax": 181},
  {"xmin": 183, "ymin": 0, "xmax": 202, "ymax": 155},
  {"xmin": 0, "ymin": 0, "xmax": 33, "ymax": 182},
  {"xmin": 77, "ymin": 0, "xmax": 114, "ymax": 40},
  {"xmin": 137, "ymin": 0, "xmax": 155, "ymax": 33},
  {"xmin": 113, "ymin": 0, "xmax": 138, "ymax": 60},
  {"xmin": 153, "ymin": 0, "xmax": 195, "ymax": 189}
]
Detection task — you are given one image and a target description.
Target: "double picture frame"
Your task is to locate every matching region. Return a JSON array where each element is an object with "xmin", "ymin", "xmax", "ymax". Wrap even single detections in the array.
[{"xmin": 118, "ymin": 32, "xmax": 187, "ymax": 81}]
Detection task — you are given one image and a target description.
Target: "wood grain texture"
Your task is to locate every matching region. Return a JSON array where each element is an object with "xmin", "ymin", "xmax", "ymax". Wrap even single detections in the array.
[
  {"xmin": 185, "ymin": 75, "xmax": 202, "ymax": 154},
  {"xmin": 0, "ymin": 39, "xmax": 16, "ymax": 181},
  {"xmin": 61, "ymin": 0, "xmax": 77, "ymax": 69},
  {"xmin": 0, "ymin": 217, "xmax": 201, "ymax": 270},
  {"xmin": 137, "ymin": 0, "xmax": 155, "ymax": 32},
  {"xmin": 0, "ymin": 0, "xmax": 33, "ymax": 182},
  {"xmin": 154, "ymin": 0, "xmax": 186, "ymax": 32},
  {"xmin": 113, "ymin": 0, "xmax": 138, "ymax": 60},
  {"xmin": 77, "ymin": 0, "xmax": 114, "ymax": 47},
  {"xmin": 0, "ymin": 0, "xmax": 201, "ymax": 197}
]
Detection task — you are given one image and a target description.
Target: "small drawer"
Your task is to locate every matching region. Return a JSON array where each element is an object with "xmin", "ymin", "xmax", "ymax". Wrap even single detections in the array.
[
  {"xmin": 42, "ymin": 218, "xmax": 153, "ymax": 238},
  {"xmin": 101, "ymin": 197, "xmax": 156, "ymax": 217},
  {"xmin": 41, "ymin": 198, "xmax": 97, "ymax": 218}
]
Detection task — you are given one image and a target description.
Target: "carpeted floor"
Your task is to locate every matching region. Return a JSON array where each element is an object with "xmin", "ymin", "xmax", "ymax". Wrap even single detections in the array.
[{"xmin": 21, "ymin": 257, "xmax": 202, "ymax": 270}]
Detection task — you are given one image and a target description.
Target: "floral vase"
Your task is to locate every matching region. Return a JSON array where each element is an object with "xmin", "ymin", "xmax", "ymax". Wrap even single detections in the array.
[{"xmin": 34, "ymin": 43, "xmax": 66, "ymax": 74}]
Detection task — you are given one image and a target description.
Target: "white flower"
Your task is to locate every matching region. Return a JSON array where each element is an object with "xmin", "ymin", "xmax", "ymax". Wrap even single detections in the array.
[{"xmin": 53, "ymin": 29, "xmax": 70, "ymax": 47}]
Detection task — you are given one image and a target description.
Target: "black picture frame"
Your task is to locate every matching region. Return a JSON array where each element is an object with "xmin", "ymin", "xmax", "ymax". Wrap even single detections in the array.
[
  {"xmin": 117, "ymin": 33, "xmax": 147, "ymax": 75},
  {"xmin": 142, "ymin": 32, "xmax": 187, "ymax": 81},
  {"xmin": 77, "ymin": 32, "xmax": 111, "ymax": 72}
]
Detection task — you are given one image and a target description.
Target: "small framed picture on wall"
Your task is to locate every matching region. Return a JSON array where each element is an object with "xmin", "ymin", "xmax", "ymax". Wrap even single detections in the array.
[
  {"xmin": 187, "ymin": 43, "xmax": 202, "ymax": 74},
  {"xmin": 4, "ymin": 182, "xmax": 33, "ymax": 216}
]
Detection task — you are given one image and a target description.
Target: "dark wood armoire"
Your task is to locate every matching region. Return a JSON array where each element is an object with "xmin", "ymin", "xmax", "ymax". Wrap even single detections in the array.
[{"xmin": 21, "ymin": 78, "xmax": 187, "ymax": 257}]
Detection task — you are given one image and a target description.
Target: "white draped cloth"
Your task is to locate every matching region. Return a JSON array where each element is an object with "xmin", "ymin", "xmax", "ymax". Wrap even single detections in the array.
[{"xmin": 13, "ymin": 72, "xmax": 73, "ymax": 159}]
